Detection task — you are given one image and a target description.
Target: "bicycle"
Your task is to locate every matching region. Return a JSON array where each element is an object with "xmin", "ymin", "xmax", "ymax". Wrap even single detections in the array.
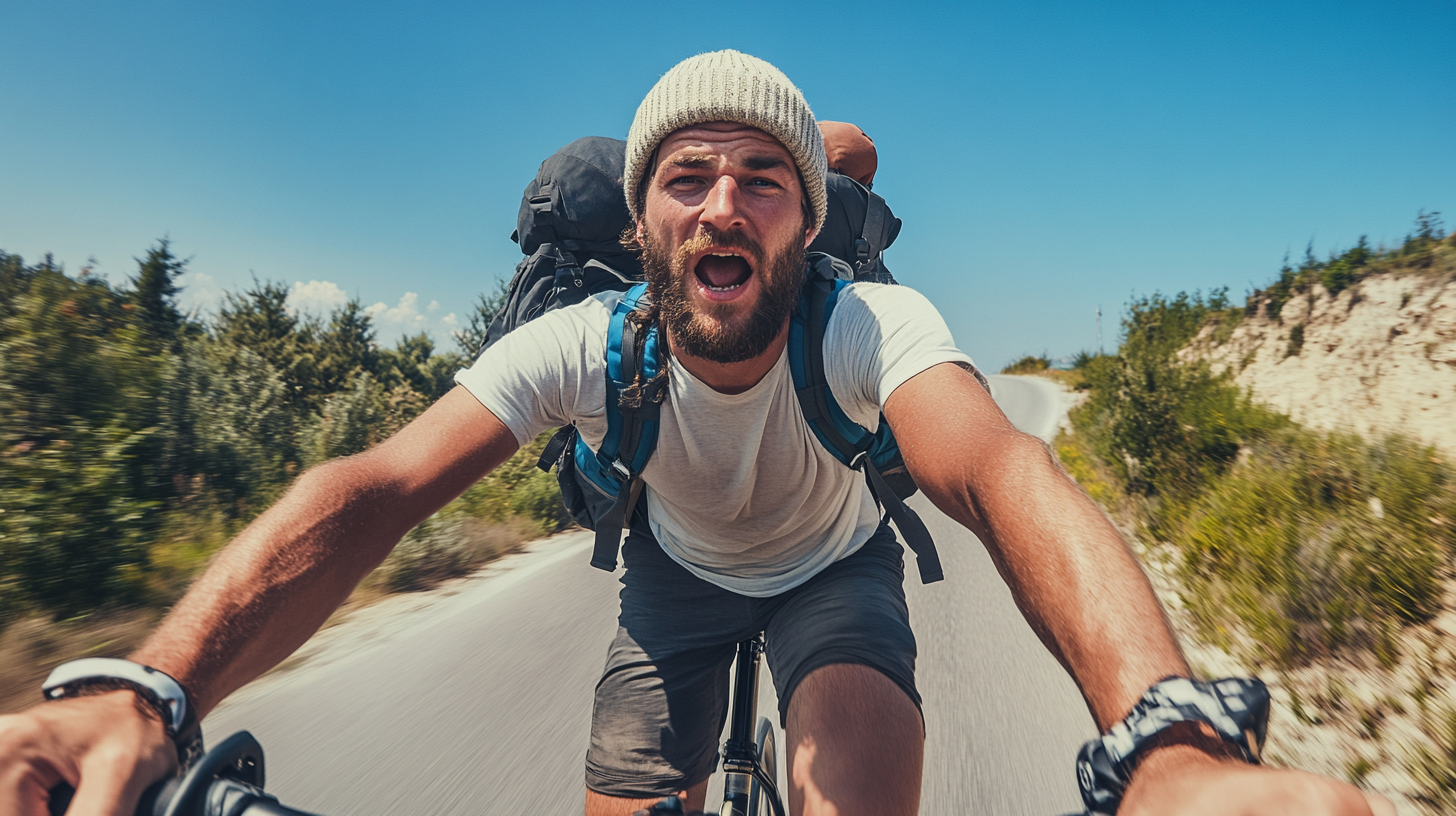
[
  {"xmin": 641, "ymin": 632, "xmax": 785, "ymax": 816},
  {"xmin": 715, "ymin": 632, "xmax": 786, "ymax": 816}
]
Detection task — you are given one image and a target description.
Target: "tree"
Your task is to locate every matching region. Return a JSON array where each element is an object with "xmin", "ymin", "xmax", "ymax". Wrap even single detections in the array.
[
  {"xmin": 214, "ymin": 279, "xmax": 321, "ymax": 416},
  {"xmin": 451, "ymin": 278, "xmax": 511, "ymax": 357},
  {"xmin": 128, "ymin": 239, "xmax": 186, "ymax": 347},
  {"xmin": 315, "ymin": 299, "xmax": 379, "ymax": 396}
]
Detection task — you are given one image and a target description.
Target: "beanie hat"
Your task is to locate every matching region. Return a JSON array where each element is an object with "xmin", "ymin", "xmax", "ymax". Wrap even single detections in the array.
[{"xmin": 625, "ymin": 50, "xmax": 828, "ymax": 233}]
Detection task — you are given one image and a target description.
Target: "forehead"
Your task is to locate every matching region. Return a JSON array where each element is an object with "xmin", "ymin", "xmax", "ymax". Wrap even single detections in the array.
[{"xmin": 654, "ymin": 122, "xmax": 793, "ymax": 167}]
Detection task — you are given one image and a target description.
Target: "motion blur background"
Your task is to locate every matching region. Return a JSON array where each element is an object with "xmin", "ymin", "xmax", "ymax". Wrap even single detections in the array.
[{"xmin": 3, "ymin": 0, "xmax": 1453, "ymax": 370}]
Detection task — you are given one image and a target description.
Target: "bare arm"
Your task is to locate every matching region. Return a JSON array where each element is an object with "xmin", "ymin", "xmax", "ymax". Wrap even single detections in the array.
[
  {"xmin": 886, "ymin": 363, "xmax": 1390, "ymax": 815},
  {"xmin": 132, "ymin": 385, "xmax": 521, "ymax": 717},
  {"xmin": 885, "ymin": 363, "xmax": 1185, "ymax": 728}
]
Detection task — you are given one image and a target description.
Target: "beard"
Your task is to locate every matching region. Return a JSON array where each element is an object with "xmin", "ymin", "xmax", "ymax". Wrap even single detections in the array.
[{"xmin": 640, "ymin": 224, "xmax": 806, "ymax": 364}]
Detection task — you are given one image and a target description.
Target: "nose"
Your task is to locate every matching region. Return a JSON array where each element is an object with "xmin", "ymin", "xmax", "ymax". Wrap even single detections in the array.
[{"xmin": 699, "ymin": 175, "xmax": 745, "ymax": 232}]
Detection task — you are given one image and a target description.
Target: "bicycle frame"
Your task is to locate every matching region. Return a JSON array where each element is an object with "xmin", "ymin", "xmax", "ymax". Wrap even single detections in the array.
[{"xmin": 719, "ymin": 634, "xmax": 786, "ymax": 816}]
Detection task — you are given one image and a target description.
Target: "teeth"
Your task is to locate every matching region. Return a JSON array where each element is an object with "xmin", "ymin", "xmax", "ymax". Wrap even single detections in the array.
[{"xmin": 706, "ymin": 282, "xmax": 742, "ymax": 292}]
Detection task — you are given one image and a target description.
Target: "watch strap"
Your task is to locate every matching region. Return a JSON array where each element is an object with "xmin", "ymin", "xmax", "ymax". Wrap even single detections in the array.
[{"xmin": 1077, "ymin": 676, "xmax": 1270, "ymax": 814}]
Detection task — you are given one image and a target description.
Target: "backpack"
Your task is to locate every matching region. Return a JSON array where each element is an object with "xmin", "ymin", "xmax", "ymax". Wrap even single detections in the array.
[
  {"xmin": 492, "ymin": 136, "xmax": 942, "ymax": 584},
  {"xmin": 808, "ymin": 170, "xmax": 902, "ymax": 284},
  {"xmin": 481, "ymin": 137, "xmax": 646, "ymax": 353}
]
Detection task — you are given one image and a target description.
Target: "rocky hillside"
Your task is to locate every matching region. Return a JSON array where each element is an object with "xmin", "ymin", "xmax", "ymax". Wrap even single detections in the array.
[{"xmin": 1185, "ymin": 235, "xmax": 1456, "ymax": 455}]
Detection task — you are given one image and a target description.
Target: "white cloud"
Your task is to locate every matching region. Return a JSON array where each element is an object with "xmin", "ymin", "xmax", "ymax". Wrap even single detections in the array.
[
  {"xmin": 288, "ymin": 280, "xmax": 349, "ymax": 318},
  {"xmin": 365, "ymin": 293, "xmax": 465, "ymax": 346},
  {"xmin": 176, "ymin": 270, "xmax": 225, "ymax": 318}
]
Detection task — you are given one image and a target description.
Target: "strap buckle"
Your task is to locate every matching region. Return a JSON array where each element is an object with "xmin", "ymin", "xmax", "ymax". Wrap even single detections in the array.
[{"xmin": 610, "ymin": 459, "xmax": 632, "ymax": 482}]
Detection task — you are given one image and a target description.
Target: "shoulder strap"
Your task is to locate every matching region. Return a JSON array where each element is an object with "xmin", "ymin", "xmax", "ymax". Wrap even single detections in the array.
[
  {"xmin": 589, "ymin": 283, "xmax": 661, "ymax": 571},
  {"xmin": 789, "ymin": 268, "xmax": 942, "ymax": 583}
]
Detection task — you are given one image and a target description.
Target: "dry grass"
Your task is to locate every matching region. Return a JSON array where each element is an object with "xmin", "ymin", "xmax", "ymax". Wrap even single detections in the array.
[{"xmin": 0, "ymin": 609, "xmax": 160, "ymax": 715}]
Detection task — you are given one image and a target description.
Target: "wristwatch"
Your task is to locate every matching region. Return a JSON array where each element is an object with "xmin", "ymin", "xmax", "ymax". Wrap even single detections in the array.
[
  {"xmin": 1076, "ymin": 676, "xmax": 1270, "ymax": 815},
  {"xmin": 43, "ymin": 658, "xmax": 203, "ymax": 763}
]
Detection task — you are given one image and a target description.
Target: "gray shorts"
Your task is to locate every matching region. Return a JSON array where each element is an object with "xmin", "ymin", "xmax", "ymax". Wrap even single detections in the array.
[{"xmin": 584, "ymin": 521, "xmax": 920, "ymax": 798}]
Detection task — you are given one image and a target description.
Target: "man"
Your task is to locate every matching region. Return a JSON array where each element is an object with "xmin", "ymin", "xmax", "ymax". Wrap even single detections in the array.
[{"xmin": 0, "ymin": 51, "xmax": 1391, "ymax": 816}]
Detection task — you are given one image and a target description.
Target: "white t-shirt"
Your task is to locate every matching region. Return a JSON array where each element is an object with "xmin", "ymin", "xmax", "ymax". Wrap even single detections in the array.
[{"xmin": 455, "ymin": 282, "xmax": 974, "ymax": 596}]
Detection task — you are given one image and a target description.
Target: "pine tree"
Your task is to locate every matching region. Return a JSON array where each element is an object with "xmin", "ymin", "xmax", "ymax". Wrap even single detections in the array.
[{"xmin": 129, "ymin": 239, "xmax": 186, "ymax": 347}]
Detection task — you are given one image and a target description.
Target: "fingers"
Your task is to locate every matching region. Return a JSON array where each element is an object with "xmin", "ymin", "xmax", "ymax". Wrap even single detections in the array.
[
  {"xmin": 66, "ymin": 745, "xmax": 162, "ymax": 816},
  {"xmin": 0, "ymin": 714, "xmax": 71, "ymax": 816},
  {"xmin": 0, "ymin": 693, "xmax": 174, "ymax": 816}
]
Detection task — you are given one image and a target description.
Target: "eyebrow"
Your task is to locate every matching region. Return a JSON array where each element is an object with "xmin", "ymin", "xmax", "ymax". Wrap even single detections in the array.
[
  {"xmin": 743, "ymin": 155, "xmax": 788, "ymax": 172},
  {"xmin": 665, "ymin": 154, "xmax": 716, "ymax": 170},
  {"xmin": 662, "ymin": 153, "xmax": 791, "ymax": 172}
]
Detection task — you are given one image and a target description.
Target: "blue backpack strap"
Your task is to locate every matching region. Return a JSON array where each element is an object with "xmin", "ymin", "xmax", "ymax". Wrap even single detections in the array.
[
  {"xmin": 789, "ymin": 266, "xmax": 943, "ymax": 583},
  {"xmin": 587, "ymin": 283, "xmax": 662, "ymax": 571}
]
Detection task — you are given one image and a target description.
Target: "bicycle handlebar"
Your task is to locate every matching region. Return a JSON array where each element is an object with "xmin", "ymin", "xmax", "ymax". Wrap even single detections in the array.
[{"xmin": 48, "ymin": 731, "xmax": 321, "ymax": 816}]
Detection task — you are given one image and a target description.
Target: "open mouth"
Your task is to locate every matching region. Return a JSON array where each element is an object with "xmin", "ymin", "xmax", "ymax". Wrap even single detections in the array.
[{"xmin": 693, "ymin": 250, "xmax": 754, "ymax": 294}]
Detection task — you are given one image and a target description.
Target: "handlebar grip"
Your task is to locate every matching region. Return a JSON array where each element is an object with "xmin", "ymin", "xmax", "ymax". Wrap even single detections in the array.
[{"xmin": 47, "ymin": 783, "xmax": 72, "ymax": 816}]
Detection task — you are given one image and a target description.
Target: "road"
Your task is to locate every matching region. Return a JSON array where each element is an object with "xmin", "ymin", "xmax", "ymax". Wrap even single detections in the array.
[{"xmin": 205, "ymin": 374, "xmax": 1095, "ymax": 815}]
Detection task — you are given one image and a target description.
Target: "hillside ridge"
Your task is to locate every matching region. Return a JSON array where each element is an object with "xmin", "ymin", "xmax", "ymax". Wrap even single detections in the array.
[{"xmin": 1185, "ymin": 260, "xmax": 1456, "ymax": 455}]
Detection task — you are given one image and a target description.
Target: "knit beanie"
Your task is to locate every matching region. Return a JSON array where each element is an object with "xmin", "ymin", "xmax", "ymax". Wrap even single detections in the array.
[{"xmin": 625, "ymin": 50, "xmax": 828, "ymax": 234}]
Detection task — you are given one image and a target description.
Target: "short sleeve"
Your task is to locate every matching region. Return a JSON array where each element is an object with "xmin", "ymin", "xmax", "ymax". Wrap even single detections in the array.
[
  {"xmin": 822, "ymin": 283, "xmax": 977, "ymax": 431},
  {"xmin": 453, "ymin": 298, "xmax": 611, "ymax": 446}
]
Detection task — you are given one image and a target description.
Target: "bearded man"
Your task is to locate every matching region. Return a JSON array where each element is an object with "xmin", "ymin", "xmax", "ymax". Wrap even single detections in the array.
[{"xmin": 0, "ymin": 51, "xmax": 1392, "ymax": 816}]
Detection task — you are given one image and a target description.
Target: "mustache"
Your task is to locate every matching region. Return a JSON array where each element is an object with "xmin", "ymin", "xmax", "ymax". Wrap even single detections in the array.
[{"xmin": 674, "ymin": 228, "xmax": 764, "ymax": 271}]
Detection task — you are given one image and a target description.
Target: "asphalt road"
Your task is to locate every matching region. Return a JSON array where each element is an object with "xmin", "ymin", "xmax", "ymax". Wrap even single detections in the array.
[{"xmin": 205, "ymin": 374, "xmax": 1095, "ymax": 815}]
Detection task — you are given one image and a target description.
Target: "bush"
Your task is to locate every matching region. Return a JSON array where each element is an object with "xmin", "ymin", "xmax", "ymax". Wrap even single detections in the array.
[
  {"xmin": 0, "ymin": 244, "xmax": 567, "ymax": 631},
  {"xmin": 1079, "ymin": 290, "xmax": 1278, "ymax": 505},
  {"xmin": 374, "ymin": 516, "xmax": 532, "ymax": 593},
  {"xmin": 1001, "ymin": 355, "xmax": 1050, "ymax": 374},
  {"xmin": 1175, "ymin": 431, "xmax": 1453, "ymax": 664}
]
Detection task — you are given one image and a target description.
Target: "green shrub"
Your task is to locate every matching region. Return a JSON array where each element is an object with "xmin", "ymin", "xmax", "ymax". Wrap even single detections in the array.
[
  {"xmin": 1174, "ymin": 431, "xmax": 1453, "ymax": 664},
  {"xmin": 1285, "ymin": 324, "xmax": 1305, "ymax": 358},
  {"xmin": 1001, "ymin": 355, "xmax": 1050, "ymax": 375}
]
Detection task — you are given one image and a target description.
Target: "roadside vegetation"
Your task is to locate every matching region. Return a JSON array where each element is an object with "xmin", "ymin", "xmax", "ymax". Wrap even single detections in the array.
[
  {"xmin": 1000, "ymin": 354, "xmax": 1050, "ymax": 375},
  {"xmin": 1054, "ymin": 215, "xmax": 1456, "ymax": 811},
  {"xmin": 0, "ymin": 242, "xmax": 567, "ymax": 712}
]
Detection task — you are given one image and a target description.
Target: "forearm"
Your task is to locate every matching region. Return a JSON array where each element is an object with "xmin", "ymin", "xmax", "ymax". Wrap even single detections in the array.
[
  {"xmin": 126, "ymin": 389, "xmax": 518, "ymax": 716},
  {"xmin": 926, "ymin": 431, "xmax": 1187, "ymax": 729},
  {"xmin": 129, "ymin": 457, "xmax": 414, "ymax": 716}
]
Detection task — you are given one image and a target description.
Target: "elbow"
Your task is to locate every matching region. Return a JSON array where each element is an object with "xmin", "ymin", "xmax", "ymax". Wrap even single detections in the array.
[{"xmin": 920, "ymin": 430, "xmax": 1058, "ymax": 522}]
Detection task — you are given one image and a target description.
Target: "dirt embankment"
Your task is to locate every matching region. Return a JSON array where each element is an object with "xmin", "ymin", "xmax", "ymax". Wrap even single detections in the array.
[
  {"xmin": 1171, "ymin": 260, "xmax": 1456, "ymax": 813},
  {"xmin": 1185, "ymin": 269, "xmax": 1456, "ymax": 454}
]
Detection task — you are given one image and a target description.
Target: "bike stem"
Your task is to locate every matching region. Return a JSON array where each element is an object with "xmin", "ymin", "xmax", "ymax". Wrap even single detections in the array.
[{"xmin": 721, "ymin": 634, "xmax": 764, "ymax": 804}]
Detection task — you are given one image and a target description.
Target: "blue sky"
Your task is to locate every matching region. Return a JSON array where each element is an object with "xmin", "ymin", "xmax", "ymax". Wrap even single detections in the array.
[{"xmin": 2, "ymin": 1, "xmax": 1453, "ymax": 370}]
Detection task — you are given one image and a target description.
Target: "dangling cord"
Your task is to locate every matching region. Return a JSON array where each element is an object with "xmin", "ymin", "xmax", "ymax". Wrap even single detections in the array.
[{"xmin": 619, "ymin": 301, "xmax": 670, "ymax": 410}]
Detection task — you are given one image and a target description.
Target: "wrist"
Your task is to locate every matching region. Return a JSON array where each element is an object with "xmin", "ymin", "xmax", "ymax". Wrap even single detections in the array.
[
  {"xmin": 1076, "ymin": 676, "xmax": 1270, "ymax": 814},
  {"xmin": 42, "ymin": 658, "xmax": 202, "ymax": 765},
  {"xmin": 1129, "ymin": 722, "xmax": 1244, "ymax": 781}
]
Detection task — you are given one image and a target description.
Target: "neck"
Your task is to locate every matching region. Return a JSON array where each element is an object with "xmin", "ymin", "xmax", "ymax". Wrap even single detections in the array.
[{"xmin": 666, "ymin": 320, "xmax": 791, "ymax": 395}]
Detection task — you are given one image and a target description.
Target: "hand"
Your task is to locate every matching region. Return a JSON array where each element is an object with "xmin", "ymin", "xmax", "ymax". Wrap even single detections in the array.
[
  {"xmin": 0, "ymin": 691, "xmax": 176, "ymax": 816},
  {"xmin": 1122, "ymin": 743, "xmax": 1396, "ymax": 816}
]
